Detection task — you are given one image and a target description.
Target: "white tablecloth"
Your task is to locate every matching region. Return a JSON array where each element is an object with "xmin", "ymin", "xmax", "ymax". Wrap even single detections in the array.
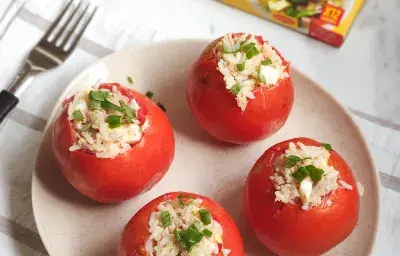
[{"xmin": 0, "ymin": 0, "xmax": 399, "ymax": 255}]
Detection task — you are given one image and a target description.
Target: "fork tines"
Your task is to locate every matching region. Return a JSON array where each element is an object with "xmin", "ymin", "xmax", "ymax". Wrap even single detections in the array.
[{"xmin": 40, "ymin": 0, "xmax": 97, "ymax": 53}]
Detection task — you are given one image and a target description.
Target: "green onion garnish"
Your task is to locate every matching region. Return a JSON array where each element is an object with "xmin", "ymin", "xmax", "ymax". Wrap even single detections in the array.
[
  {"xmin": 145, "ymin": 91, "xmax": 154, "ymax": 98},
  {"xmin": 119, "ymin": 100, "xmax": 136, "ymax": 123},
  {"xmin": 203, "ymin": 228, "xmax": 213, "ymax": 237},
  {"xmin": 127, "ymin": 76, "xmax": 134, "ymax": 84},
  {"xmin": 199, "ymin": 209, "xmax": 212, "ymax": 225},
  {"xmin": 306, "ymin": 165, "xmax": 324, "ymax": 182},
  {"xmin": 246, "ymin": 45, "xmax": 260, "ymax": 59},
  {"xmin": 291, "ymin": 166, "xmax": 309, "ymax": 182},
  {"xmin": 230, "ymin": 83, "xmax": 241, "ymax": 96},
  {"xmin": 262, "ymin": 58, "xmax": 272, "ymax": 66},
  {"xmin": 72, "ymin": 110, "xmax": 84, "ymax": 122},
  {"xmin": 284, "ymin": 155, "xmax": 303, "ymax": 168},
  {"xmin": 101, "ymin": 99, "xmax": 122, "ymax": 111},
  {"xmin": 173, "ymin": 229, "xmax": 180, "ymax": 240},
  {"xmin": 240, "ymin": 42, "xmax": 255, "ymax": 51},
  {"xmin": 157, "ymin": 102, "xmax": 166, "ymax": 112},
  {"xmin": 161, "ymin": 211, "xmax": 172, "ymax": 227},
  {"xmin": 89, "ymin": 91, "xmax": 108, "ymax": 101},
  {"xmin": 236, "ymin": 62, "xmax": 245, "ymax": 71},
  {"xmin": 186, "ymin": 226, "xmax": 204, "ymax": 244},
  {"xmin": 177, "ymin": 194, "xmax": 194, "ymax": 206},
  {"xmin": 321, "ymin": 143, "xmax": 332, "ymax": 151},
  {"xmin": 193, "ymin": 221, "xmax": 203, "ymax": 232},
  {"xmin": 106, "ymin": 115, "xmax": 121, "ymax": 129}
]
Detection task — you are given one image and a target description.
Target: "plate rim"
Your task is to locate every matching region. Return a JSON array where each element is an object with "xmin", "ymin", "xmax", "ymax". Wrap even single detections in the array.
[{"xmin": 31, "ymin": 38, "xmax": 380, "ymax": 256}]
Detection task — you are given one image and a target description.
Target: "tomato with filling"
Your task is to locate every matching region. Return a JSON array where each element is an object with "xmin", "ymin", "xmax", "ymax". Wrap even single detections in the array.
[
  {"xmin": 119, "ymin": 192, "xmax": 244, "ymax": 256},
  {"xmin": 52, "ymin": 83, "xmax": 175, "ymax": 203},
  {"xmin": 243, "ymin": 137, "xmax": 359, "ymax": 256},
  {"xmin": 186, "ymin": 33, "xmax": 294, "ymax": 144}
]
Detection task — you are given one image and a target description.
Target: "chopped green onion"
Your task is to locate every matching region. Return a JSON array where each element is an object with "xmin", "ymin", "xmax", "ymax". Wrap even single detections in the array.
[
  {"xmin": 106, "ymin": 115, "xmax": 121, "ymax": 129},
  {"xmin": 236, "ymin": 62, "xmax": 245, "ymax": 71},
  {"xmin": 173, "ymin": 229, "xmax": 180, "ymax": 240},
  {"xmin": 186, "ymin": 226, "xmax": 204, "ymax": 243},
  {"xmin": 240, "ymin": 42, "xmax": 255, "ymax": 51},
  {"xmin": 284, "ymin": 155, "xmax": 303, "ymax": 168},
  {"xmin": 230, "ymin": 83, "xmax": 241, "ymax": 96},
  {"xmin": 203, "ymin": 228, "xmax": 213, "ymax": 237},
  {"xmin": 72, "ymin": 110, "xmax": 84, "ymax": 122},
  {"xmin": 127, "ymin": 76, "xmax": 134, "ymax": 84},
  {"xmin": 262, "ymin": 58, "xmax": 272, "ymax": 66},
  {"xmin": 321, "ymin": 143, "xmax": 332, "ymax": 151},
  {"xmin": 89, "ymin": 91, "xmax": 108, "ymax": 101},
  {"xmin": 157, "ymin": 102, "xmax": 166, "ymax": 112},
  {"xmin": 246, "ymin": 45, "xmax": 260, "ymax": 59},
  {"xmin": 89, "ymin": 99, "xmax": 102, "ymax": 110},
  {"xmin": 119, "ymin": 100, "xmax": 136, "ymax": 123},
  {"xmin": 222, "ymin": 41, "xmax": 241, "ymax": 53},
  {"xmin": 101, "ymin": 99, "xmax": 122, "ymax": 111},
  {"xmin": 199, "ymin": 209, "xmax": 212, "ymax": 225},
  {"xmin": 193, "ymin": 221, "xmax": 203, "ymax": 232},
  {"xmin": 306, "ymin": 165, "xmax": 324, "ymax": 182},
  {"xmin": 291, "ymin": 166, "xmax": 309, "ymax": 182},
  {"xmin": 145, "ymin": 91, "xmax": 154, "ymax": 98},
  {"xmin": 161, "ymin": 211, "xmax": 172, "ymax": 227}
]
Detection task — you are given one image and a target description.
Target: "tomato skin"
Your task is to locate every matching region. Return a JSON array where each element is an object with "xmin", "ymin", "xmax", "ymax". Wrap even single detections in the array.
[
  {"xmin": 119, "ymin": 192, "xmax": 244, "ymax": 256},
  {"xmin": 243, "ymin": 138, "xmax": 360, "ymax": 256},
  {"xmin": 52, "ymin": 83, "xmax": 175, "ymax": 203},
  {"xmin": 186, "ymin": 34, "xmax": 294, "ymax": 144}
]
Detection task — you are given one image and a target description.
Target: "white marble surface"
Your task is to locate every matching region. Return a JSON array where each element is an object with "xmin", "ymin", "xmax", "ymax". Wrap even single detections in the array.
[{"xmin": 0, "ymin": 0, "xmax": 399, "ymax": 255}]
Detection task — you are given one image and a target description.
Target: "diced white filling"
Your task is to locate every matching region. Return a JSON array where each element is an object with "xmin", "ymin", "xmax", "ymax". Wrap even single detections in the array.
[
  {"xmin": 215, "ymin": 33, "xmax": 288, "ymax": 111},
  {"xmin": 67, "ymin": 86, "xmax": 147, "ymax": 159},
  {"xmin": 146, "ymin": 197, "xmax": 230, "ymax": 256},
  {"xmin": 270, "ymin": 142, "xmax": 355, "ymax": 210}
]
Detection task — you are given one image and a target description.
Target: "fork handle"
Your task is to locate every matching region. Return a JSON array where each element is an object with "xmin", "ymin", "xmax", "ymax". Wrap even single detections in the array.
[{"xmin": 0, "ymin": 90, "xmax": 19, "ymax": 125}]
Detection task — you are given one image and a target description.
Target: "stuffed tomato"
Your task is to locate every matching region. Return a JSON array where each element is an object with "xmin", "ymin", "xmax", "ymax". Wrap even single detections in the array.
[
  {"xmin": 119, "ymin": 192, "xmax": 244, "ymax": 256},
  {"xmin": 244, "ymin": 138, "xmax": 361, "ymax": 256},
  {"xmin": 186, "ymin": 33, "xmax": 294, "ymax": 144},
  {"xmin": 52, "ymin": 83, "xmax": 175, "ymax": 203}
]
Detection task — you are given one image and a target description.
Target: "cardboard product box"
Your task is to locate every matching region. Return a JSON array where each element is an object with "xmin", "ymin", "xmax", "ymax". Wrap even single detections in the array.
[{"xmin": 219, "ymin": 0, "xmax": 364, "ymax": 47}]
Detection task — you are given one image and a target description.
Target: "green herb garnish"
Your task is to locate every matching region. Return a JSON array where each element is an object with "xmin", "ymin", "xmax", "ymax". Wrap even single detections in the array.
[
  {"xmin": 72, "ymin": 110, "xmax": 84, "ymax": 122},
  {"xmin": 262, "ymin": 58, "xmax": 272, "ymax": 66},
  {"xmin": 321, "ymin": 143, "xmax": 332, "ymax": 151},
  {"xmin": 246, "ymin": 45, "xmax": 260, "ymax": 59},
  {"xmin": 199, "ymin": 209, "xmax": 212, "ymax": 225},
  {"xmin": 101, "ymin": 99, "xmax": 122, "ymax": 111},
  {"xmin": 161, "ymin": 211, "xmax": 172, "ymax": 227},
  {"xmin": 173, "ymin": 229, "xmax": 180, "ymax": 240},
  {"xmin": 203, "ymin": 228, "xmax": 213, "ymax": 237},
  {"xmin": 145, "ymin": 91, "xmax": 154, "ymax": 98},
  {"xmin": 157, "ymin": 102, "xmax": 166, "ymax": 112},
  {"xmin": 306, "ymin": 165, "xmax": 324, "ymax": 182},
  {"xmin": 240, "ymin": 42, "xmax": 255, "ymax": 51},
  {"xmin": 236, "ymin": 62, "xmax": 245, "ymax": 71},
  {"xmin": 177, "ymin": 194, "xmax": 194, "ymax": 206},
  {"xmin": 193, "ymin": 220, "xmax": 203, "ymax": 231},
  {"xmin": 291, "ymin": 166, "xmax": 309, "ymax": 182},
  {"xmin": 119, "ymin": 100, "xmax": 136, "ymax": 123},
  {"xmin": 89, "ymin": 90, "xmax": 108, "ymax": 101},
  {"xmin": 106, "ymin": 115, "xmax": 121, "ymax": 129},
  {"xmin": 284, "ymin": 155, "xmax": 303, "ymax": 168},
  {"xmin": 230, "ymin": 83, "xmax": 241, "ymax": 96},
  {"xmin": 127, "ymin": 76, "xmax": 134, "ymax": 84}
]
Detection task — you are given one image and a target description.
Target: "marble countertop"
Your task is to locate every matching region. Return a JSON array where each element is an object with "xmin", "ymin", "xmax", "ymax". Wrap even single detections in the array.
[{"xmin": 0, "ymin": 0, "xmax": 398, "ymax": 255}]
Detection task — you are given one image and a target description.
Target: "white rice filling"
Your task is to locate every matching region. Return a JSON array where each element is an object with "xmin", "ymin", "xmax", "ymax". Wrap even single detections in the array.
[
  {"xmin": 67, "ymin": 85, "xmax": 147, "ymax": 159},
  {"xmin": 270, "ymin": 142, "xmax": 355, "ymax": 210},
  {"xmin": 146, "ymin": 197, "xmax": 230, "ymax": 256},
  {"xmin": 215, "ymin": 33, "xmax": 288, "ymax": 111}
]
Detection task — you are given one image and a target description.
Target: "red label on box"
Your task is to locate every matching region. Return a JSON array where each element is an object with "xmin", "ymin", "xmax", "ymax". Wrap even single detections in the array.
[
  {"xmin": 320, "ymin": 4, "xmax": 345, "ymax": 26},
  {"xmin": 309, "ymin": 19, "xmax": 344, "ymax": 47}
]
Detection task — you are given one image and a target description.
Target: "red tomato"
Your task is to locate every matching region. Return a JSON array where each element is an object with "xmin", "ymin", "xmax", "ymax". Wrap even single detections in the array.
[
  {"xmin": 186, "ymin": 33, "xmax": 294, "ymax": 144},
  {"xmin": 244, "ymin": 137, "xmax": 360, "ymax": 256},
  {"xmin": 119, "ymin": 192, "xmax": 244, "ymax": 256},
  {"xmin": 52, "ymin": 83, "xmax": 175, "ymax": 203}
]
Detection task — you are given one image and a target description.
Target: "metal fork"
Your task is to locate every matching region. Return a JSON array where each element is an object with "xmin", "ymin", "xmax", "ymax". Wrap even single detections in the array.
[{"xmin": 0, "ymin": 0, "xmax": 97, "ymax": 125}]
